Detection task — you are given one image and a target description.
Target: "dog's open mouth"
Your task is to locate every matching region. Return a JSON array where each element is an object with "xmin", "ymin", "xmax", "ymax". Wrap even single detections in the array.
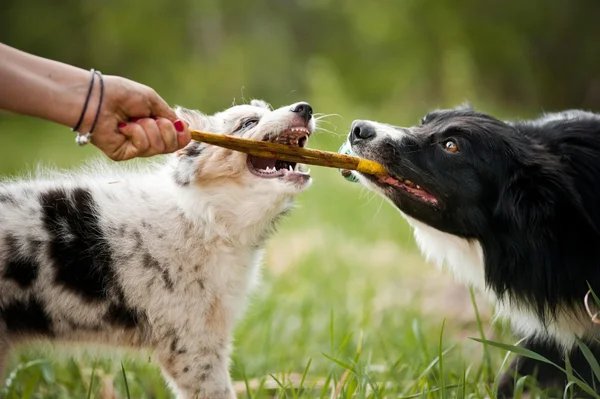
[
  {"xmin": 377, "ymin": 174, "xmax": 439, "ymax": 205},
  {"xmin": 247, "ymin": 127, "xmax": 311, "ymax": 179}
]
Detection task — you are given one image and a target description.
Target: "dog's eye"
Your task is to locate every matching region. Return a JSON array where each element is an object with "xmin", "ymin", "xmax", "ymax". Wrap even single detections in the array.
[
  {"xmin": 443, "ymin": 139, "xmax": 459, "ymax": 153},
  {"xmin": 242, "ymin": 119, "xmax": 259, "ymax": 129}
]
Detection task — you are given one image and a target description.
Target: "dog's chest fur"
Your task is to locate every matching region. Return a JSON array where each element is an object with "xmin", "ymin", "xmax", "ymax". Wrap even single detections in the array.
[{"xmin": 403, "ymin": 215, "xmax": 593, "ymax": 349}]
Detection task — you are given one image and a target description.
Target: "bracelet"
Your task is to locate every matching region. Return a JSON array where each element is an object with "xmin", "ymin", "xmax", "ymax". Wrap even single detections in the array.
[
  {"xmin": 71, "ymin": 68, "xmax": 95, "ymax": 133},
  {"xmin": 75, "ymin": 70, "xmax": 104, "ymax": 146}
]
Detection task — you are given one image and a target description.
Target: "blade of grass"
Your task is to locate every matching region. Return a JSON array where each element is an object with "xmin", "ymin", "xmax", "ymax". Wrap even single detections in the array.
[
  {"xmin": 86, "ymin": 363, "xmax": 97, "ymax": 399},
  {"xmin": 415, "ymin": 347, "xmax": 454, "ymax": 381},
  {"xmin": 576, "ymin": 337, "xmax": 600, "ymax": 383},
  {"xmin": 240, "ymin": 360, "xmax": 253, "ymax": 399},
  {"xmin": 397, "ymin": 384, "xmax": 473, "ymax": 398},
  {"xmin": 470, "ymin": 338, "xmax": 557, "ymax": 366},
  {"xmin": 439, "ymin": 318, "xmax": 447, "ymax": 399},
  {"xmin": 121, "ymin": 362, "xmax": 131, "ymax": 399},
  {"xmin": 469, "ymin": 286, "xmax": 493, "ymax": 381},
  {"xmin": 564, "ymin": 350, "xmax": 574, "ymax": 397},
  {"xmin": 473, "ymin": 337, "xmax": 599, "ymax": 398},
  {"xmin": 269, "ymin": 373, "xmax": 292, "ymax": 399},
  {"xmin": 322, "ymin": 353, "xmax": 354, "ymax": 371},
  {"xmin": 513, "ymin": 375, "xmax": 528, "ymax": 399},
  {"xmin": 298, "ymin": 357, "xmax": 312, "ymax": 395}
]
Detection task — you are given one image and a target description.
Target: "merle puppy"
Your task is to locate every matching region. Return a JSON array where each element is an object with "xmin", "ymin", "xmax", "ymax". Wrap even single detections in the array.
[
  {"xmin": 0, "ymin": 99, "xmax": 315, "ymax": 399},
  {"xmin": 345, "ymin": 105, "xmax": 600, "ymax": 397}
]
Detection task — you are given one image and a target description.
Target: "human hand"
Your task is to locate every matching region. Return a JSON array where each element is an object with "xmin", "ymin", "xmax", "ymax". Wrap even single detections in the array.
[{"xmin": 82, "ymin": 75, "xmax": 192, "ymax": 161}]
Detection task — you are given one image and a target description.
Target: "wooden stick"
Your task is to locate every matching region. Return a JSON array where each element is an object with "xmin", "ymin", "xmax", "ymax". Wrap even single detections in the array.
[{"xmin": 189, "ymin": 130, "xmax": 387, "ymax": 176}]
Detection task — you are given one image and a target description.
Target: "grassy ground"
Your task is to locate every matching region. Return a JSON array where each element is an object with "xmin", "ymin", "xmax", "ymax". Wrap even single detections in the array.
[{"xmin": 0, "ymin": 114, "xmax": 566, "ymax": 398}]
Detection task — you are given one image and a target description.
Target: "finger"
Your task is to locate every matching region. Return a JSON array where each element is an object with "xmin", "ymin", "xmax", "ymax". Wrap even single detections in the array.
[
  {"xmin": 156, "ymin": 117, "xmax": 179, "ymax": 153},
  {"xmin": 147, "ymin": 89, "xmax": 177, "ymax": 120},
  {"xmin": 119, "ymin": 122, "xmax": 150, "ymax": 159},
  {"xmin": 135, "ymin": 118, "xmax": 165, "ymax": 155},
  {"xmin": 174, "ymin": 119, "xmax": 192, "ymax": 149}
]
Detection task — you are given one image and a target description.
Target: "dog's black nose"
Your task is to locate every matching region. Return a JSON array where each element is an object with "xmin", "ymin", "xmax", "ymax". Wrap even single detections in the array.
[
  {"xmin": 350, "ymin": 120, "xmax": 376, "ymax": 142},
  {"xmin": 290, "ymin": 102, "xmax": 313, "ymax": 123}
]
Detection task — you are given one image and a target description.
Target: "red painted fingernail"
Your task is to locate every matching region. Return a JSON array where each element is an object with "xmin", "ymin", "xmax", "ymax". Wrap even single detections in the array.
[
  {"xmin": 118, "ymin": 123, "xmax": 127, "ymax": 128},
  {"xmin": 174, "ymin": 120, "xmax": 184, "ymax": 132},
  {"xmin": 151, "ymin": 116, "xmax": 157, "ymax": 120}
]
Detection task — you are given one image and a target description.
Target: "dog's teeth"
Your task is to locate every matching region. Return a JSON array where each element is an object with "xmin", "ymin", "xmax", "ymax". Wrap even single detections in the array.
[
  {"xmin": 405, "ymin": 180, "xmax": 415, "ymax": 187},
  {"xmin": 306, "ymin": 168, "xmax": 311, "ymax": 174},
  {"xmin": 289, "ymin": 165, "xmax": 293, "ymax": 171},
  {"xmin": 416, "ymin": 185, "xmax": 421, "ymax": 189}
]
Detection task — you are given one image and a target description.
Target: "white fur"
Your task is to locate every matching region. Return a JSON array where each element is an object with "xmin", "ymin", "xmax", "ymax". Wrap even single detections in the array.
[{"xmin": 357, "ymin": 120, "xmax": 408, "ymax": 143}]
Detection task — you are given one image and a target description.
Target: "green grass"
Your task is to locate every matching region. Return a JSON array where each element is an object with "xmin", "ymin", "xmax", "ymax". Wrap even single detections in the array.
[{"xmin": 0, "ymin": 114, "xmax": 592, "ymax": 398}]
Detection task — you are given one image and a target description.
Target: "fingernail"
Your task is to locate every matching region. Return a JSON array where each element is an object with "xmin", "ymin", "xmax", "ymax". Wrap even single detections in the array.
[
  {"xmin": 118, "ymin": 123, "xmax": 127, "ymax": 128},
  {"xmin": 151, "ymin": 117, "xmax": 157, "ymax": 120},
  {"xmin": 174, "ymin": 120, "xmax": 184, "ymax": 133}
]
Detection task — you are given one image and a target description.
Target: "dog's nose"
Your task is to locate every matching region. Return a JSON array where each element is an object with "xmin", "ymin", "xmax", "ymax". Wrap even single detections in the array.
[
  {"xmin": 290, "ymin": 102, "xmax": 313, "ymax": 123},
  {"xmin": 350, "ymin": 120, "xmax": 376, "ymax": 142}
]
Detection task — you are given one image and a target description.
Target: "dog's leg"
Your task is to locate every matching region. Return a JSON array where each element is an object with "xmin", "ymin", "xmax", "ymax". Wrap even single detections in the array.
[
  {"xmin": 157, "ymin": 296, "xmax": 236, "ymax": 399},
  {"xmin": 158, "ymin": 334, "xmax": 234, "ymax": 399},
  {"xmin": 497, "ymin": 338, "xmax": 600, "ymax": 398}
]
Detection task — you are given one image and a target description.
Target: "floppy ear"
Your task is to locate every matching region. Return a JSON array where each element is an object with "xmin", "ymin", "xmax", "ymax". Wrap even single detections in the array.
[
  {"xmin": 175, "ymin": 106, "xmax": 211, "ymax": 130},
  {"xmin": 250, "ymin": 99, "xmax": 272, "ymax": 110}
]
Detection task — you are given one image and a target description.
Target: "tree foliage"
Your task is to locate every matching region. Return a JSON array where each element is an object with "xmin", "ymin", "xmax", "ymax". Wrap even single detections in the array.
[{"xmin": 1, "ymin": 0, "xmax": 599, "ymax": 118}]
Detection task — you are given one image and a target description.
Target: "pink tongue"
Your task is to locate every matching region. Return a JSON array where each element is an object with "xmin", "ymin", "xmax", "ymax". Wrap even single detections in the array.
[
  {"xmin": 249, "ymin": 156, "xmax": 276, "ymax": 170},
  {"xmin": 379, "ymin": 176, "xmax": 438, "ymax": 203}
]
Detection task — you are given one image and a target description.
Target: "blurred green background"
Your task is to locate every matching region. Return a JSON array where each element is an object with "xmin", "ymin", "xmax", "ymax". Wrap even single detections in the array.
[{"xmin": 1, "ymin": 1, "xmax": 599, "ymax": 398}]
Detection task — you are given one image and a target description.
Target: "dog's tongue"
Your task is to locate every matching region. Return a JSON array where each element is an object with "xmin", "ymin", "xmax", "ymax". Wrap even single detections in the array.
[{"xmin": 338, "ymin": 142, "xmax": 359, "ymax": 183}]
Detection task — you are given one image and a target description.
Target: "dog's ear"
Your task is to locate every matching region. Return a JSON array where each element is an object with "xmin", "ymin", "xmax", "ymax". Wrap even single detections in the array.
[
  {"xmin": 250, "ymin": 99, "xmax": 272, "ymax": 110},
  {"xmin": 175, "ymin": 107, "xmax": 211, "ymax": 130}
]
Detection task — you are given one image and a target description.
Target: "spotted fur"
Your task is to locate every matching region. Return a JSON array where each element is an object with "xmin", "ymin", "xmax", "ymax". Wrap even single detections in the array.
[{"xmin": 0, "ymin": 99, "xmax": 315, "ymax": 399}]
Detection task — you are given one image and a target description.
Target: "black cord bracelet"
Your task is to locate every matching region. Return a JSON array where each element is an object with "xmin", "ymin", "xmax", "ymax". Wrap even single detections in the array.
[
  {"xmin": 89, "ymin": 70, "xmax": 104, "ymax": 134},
  {"xmin": 71, "ymin": 68, "xmax": 96, "ymax": 133},
  {"xmin": 75, "ymin": 70, "xmax": 104, "ymax": 146}
]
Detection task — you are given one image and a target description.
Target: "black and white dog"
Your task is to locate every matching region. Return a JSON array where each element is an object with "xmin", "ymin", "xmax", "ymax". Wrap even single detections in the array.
[
  {"xmin": 345, "ymin": 105, "xmax": 600, "ymax": 397},
  {"xmin": 0, "ymin": 100, "xmax": 314, "ymax": 399}
]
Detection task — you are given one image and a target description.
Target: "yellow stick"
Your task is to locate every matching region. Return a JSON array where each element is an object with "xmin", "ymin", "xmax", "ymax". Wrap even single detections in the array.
[{"xmin": 189, "ymin": 130, "xmax": 387, "ymax": 176}]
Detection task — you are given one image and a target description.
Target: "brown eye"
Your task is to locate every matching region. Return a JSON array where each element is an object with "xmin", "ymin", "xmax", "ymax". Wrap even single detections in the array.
[{"xmin": 444, "ymin": 140, "xmax": 459, "ymax": 153}]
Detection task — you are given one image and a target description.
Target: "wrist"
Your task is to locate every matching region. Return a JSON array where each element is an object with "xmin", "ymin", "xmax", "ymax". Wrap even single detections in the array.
[{"xmin": 52, "ymin": 68, "xmax": 99, "ymax": 132}]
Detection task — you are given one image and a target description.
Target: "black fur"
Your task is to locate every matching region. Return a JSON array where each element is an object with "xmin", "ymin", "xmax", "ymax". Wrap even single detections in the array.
[
  {"xmin": 2, "ymin": 234, "xmax": 39, "ymax": 288},
  {"xmin": 40, "ymin": 187, "xmax": 115, "ymax": 301},
  {"xmin": 350, "ymin": 108, "xmax": 600, "ymax": 395},
  {"xmin": 104, "ymin": 303, "xmax": 142, "ymax": 328},
  {"xmin": 0, "ymin": 297, "xmax": 53, "ymax": 335}
]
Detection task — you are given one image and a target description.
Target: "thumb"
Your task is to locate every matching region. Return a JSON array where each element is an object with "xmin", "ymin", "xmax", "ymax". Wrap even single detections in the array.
[{"xmin": 149, "ymin": 91, "xmax": 178, "ymax": 121}]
